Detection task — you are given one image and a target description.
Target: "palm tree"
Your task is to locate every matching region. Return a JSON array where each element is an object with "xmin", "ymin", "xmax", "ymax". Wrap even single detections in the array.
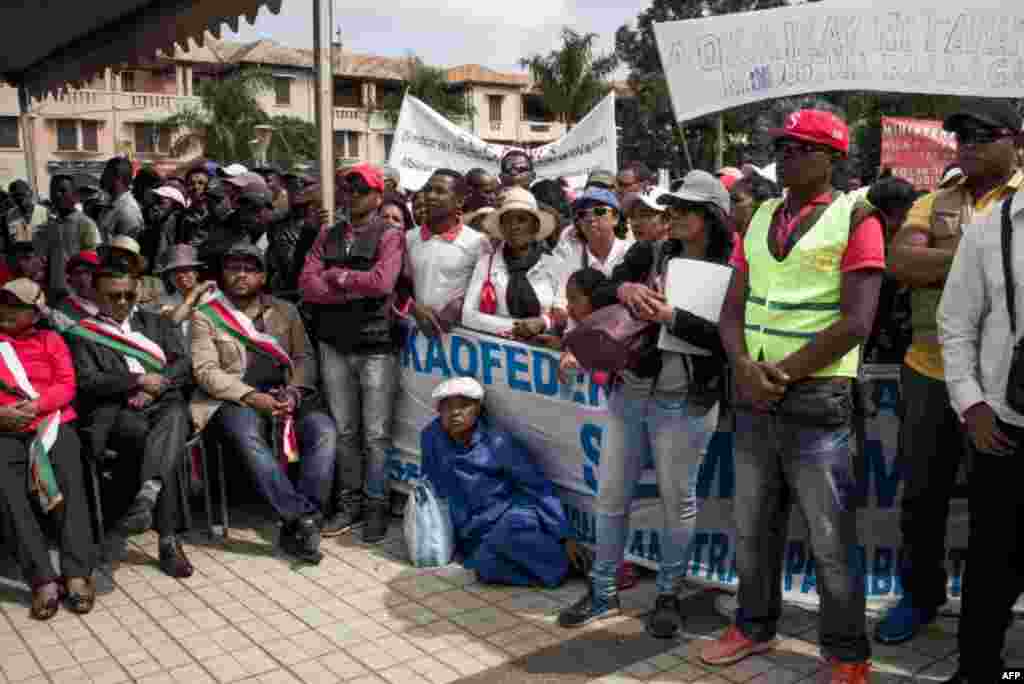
[
  {"xmin": 520, "ymin": 28, "xmax": 618, "ymax": 130},
  {"xmin": 160, "ymin": 69, "xmax": 274, "ymax": 163},
  {"xmin": 378, "ymin": 55, "xmax": 476, "ymax": 125}
]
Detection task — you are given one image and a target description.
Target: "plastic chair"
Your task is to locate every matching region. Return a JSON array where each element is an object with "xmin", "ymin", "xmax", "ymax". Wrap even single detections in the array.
[{"xmin": 196, "ymin": 431, "xmax": 230, "ymax": 541}]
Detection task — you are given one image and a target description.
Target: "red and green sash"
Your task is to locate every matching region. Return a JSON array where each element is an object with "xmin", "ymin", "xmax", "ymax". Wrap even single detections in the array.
[
  {"xmin": 0, "ymin": 341, "xmax": 63, "ymax": 512},
  {"xmin": 66, "ymin": 317, "xmax": 167, "ymax": 373},
  {"xmin": 197, "ymin": 291, "xmax": 299, "ymax": 464}
]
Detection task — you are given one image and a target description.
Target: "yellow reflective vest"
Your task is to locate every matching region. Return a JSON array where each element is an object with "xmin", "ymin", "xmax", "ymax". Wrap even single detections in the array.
[{"xmin": 743, "ymin": 194, "xmax": 860, "ymax": 379}]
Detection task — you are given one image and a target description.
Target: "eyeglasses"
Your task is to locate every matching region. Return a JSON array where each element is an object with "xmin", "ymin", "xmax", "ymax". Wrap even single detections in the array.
[
  {"xmin": 105, "ymin": 291, "xmax": 137, "ymax": 303},
  {"xmin": 956, "ymin": 128, "xmax": 1015, "ymax": 146},
  {"xmin": 773, "ymin": 139, "xmax": 830, "ymax": 158},
  {"xmin": 665, "ymin": 203, "xmax": 704, "ymax": 217},
  {"xmin": 575, "ymin": 206, "xmax": 615, "ymax": 221}
]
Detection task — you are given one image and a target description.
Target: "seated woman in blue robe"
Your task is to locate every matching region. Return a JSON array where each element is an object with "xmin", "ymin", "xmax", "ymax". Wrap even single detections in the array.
[{"xmin": 420, "ymin": 376, "xmax": 579, "ymax": 588}]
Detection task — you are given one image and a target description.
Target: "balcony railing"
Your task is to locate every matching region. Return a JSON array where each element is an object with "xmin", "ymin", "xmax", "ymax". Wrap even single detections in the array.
[{"xmin": 34, "ymin": 89, "xmax": 201, "ymax": 118}]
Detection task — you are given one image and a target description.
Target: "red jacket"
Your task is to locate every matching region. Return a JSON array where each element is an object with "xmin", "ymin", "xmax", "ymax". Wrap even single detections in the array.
[{"xmin": 0, "ymin": 329, "xmax": 77, "ymax": 432}]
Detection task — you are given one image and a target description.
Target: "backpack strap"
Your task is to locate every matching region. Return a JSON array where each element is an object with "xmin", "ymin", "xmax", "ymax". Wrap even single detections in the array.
[{"xmin": 1003, "ymin": 191, "xmax": 1017, "ymax": 334}]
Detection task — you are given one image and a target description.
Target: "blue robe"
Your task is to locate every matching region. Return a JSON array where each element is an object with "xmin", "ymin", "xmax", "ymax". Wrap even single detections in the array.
[{"xmin": 420, "ymin": 416, "xmax": 571, "ymax": 587}]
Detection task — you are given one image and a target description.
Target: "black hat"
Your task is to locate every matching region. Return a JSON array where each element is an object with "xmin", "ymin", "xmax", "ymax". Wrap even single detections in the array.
[{"xmin": 944, "ymin": 100, "xmax": 1023, "ymax": 134}]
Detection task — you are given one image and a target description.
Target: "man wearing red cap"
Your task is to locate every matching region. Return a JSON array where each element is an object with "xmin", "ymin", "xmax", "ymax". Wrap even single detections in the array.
[
  {"xmin": 709, "ymin": 109, "xmax": 884, "ymax": 684},
  {"xmin": 298, "ymin": 162, "xmax": 404, "ymax": 543}
]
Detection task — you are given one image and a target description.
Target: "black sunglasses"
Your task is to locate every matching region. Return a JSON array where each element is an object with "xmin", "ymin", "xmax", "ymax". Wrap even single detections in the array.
[
  {"xmin": 105, "ymin": 291, "xmax": 137, "ymax": 303},
  {"xmin": 773, "ymin": 139, "xmax": 830, "ymax": 158},
  {"xmin": 956, "ymin": 127, "xmax": 1015, "ymax": 146},
  {"xmin": 575, "ymin": 206, "xmax": 615, "ymax": 220}
]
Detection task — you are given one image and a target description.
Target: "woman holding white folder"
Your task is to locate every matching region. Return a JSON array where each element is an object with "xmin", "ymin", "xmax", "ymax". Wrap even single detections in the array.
[{"xmin": 557, "ymin": 170, "xmax": 732, "ymax": 638}]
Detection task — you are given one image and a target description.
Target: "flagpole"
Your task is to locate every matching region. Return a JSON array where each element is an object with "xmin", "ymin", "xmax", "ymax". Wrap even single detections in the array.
[{"xmin": 313, "ymin": 0, "xmax": 335, "ymax": 223}]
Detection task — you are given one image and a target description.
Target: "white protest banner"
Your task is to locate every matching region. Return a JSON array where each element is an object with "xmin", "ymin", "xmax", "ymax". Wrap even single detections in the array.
[
  {"xmin": 653, "ymin": 2, "xmax": 1024, "ymax": 123},
  {"xmin": 387, "ymin": 321, "xmax": 1006, "ymax": 615},
  {"xmin": 388, "ymin": 93, "xmax": 617, "ymax": 190}
]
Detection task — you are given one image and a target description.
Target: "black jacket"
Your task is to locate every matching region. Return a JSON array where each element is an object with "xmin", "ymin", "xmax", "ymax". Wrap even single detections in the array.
[
  {"xmin": 67, "ymin": 309, "xmax": 193, "ymax": 458},
  {"xmin": 592, "ymin": 239, "xmax": 728, "ymax": 405}
]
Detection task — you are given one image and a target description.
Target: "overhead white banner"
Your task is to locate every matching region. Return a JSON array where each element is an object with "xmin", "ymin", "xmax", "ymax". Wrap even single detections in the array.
[
  {"xmin": 386, "ymin": 321, "xmax": 1011, "ymax": 615},
  {"xmin": 388, "ymin": 93, "xmax": 617, "ymax": 190},
  {"xmin": 653, "ymin": 2, "xmax": 1024, "ymax": 122}
]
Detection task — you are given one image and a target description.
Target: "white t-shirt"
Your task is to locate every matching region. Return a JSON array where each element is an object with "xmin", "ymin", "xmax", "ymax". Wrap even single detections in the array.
[
  {"xmin": 405, "ymin": 224, "xmax": 489, "ymax": 312},
  {"xmin": 461, "ymin": 247, "xmax": 564, "ymax": 336}
]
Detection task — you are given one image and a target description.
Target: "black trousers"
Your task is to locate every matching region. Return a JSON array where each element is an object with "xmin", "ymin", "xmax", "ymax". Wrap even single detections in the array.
[
  {"xmin": 897, "ymin": 365, "xmax": 969, "ymax": 609},
  {"xmin": 0, "ymin": 425, "xmax": 95, "ymax": 586},
  {"xmin": 958, "ymin": 417, "xmax": 1024, "ymax": 679},
  {"xmin": 103, "ymin": 400, "xmax": 189, "ymax": 536}
]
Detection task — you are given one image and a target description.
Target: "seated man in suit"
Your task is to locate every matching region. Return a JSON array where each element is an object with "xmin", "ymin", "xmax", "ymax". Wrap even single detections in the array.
[
  {"xmin": 65, "ymin": 244, "xmax": 195, "ymax": 579},
  {"xmin": 190, "ymin": 242, "xmax": 338, "ymax": 564}
]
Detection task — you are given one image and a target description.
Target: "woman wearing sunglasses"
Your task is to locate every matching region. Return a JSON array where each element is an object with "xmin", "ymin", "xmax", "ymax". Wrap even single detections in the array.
[{"xmin": 557, "ymin": 170, "xmax": 731, "ymax": 638}]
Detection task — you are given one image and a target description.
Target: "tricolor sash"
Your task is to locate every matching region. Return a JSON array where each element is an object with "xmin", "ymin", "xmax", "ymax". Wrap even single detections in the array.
[
  {"xmin": 197, "ymin": 291, "xmax": 299, "ymax": 465},
  {"xmin": 66, "ymin": 317, "xmax": 167, "ymax": 373},
  {"xmin": 0, "ymin": 342, "xmax": 63, "ymax": 512},
  {"xmin": 65, "ymin": 295, "xmax": 99, "ymax": 320}
]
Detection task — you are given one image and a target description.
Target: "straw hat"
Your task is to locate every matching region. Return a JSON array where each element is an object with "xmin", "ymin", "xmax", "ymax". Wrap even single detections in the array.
[
  {"xmin": 98, "ymin": 235, "xmax": 147, "ymax": 274},
  {"xmin": 481, "ymin": 187, "xmax": 556, "ymax": 242}
]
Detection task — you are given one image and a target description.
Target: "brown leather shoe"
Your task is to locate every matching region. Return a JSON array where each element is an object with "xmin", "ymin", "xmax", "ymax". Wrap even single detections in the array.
[
  {"xmin": 159, "ymin": 539, "xmax": 194, "ymax": 579},
  {"xmin": 30, "ymin": 583, "xmax": 60, "ymax": 621},
  {"xmin": 64, "ymin": 576, "xmax": 96, "ymax": 615}
]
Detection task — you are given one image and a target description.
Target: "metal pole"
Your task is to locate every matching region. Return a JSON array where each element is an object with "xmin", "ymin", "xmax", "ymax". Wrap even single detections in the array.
[
  {"xmin": 17, "ymin": 85, "xmax": 39, "ymax": 195},
  {"xmin": 715, "ymin": 114, "xmax": 725, "ymax": 170},
  {"xmin": 313, "ymin": 0, "xmax": 335, "ymax": 223}
]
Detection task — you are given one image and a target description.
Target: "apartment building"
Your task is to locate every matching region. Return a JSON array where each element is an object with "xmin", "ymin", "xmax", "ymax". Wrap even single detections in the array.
[{"xmin": 0, "ymin": 36, "xmax": 569, "ymax": 194}]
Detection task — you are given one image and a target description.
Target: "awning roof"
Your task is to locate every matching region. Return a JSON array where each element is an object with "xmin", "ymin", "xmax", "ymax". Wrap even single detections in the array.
[{"xmin": 2, "ymin": 0, "xmax": 283, "ymax": 100}]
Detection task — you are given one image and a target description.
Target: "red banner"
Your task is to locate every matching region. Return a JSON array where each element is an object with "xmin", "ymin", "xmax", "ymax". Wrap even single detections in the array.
[{"xmin": 880, "ymin": 117, "xmax": 957, "ymax": 190}]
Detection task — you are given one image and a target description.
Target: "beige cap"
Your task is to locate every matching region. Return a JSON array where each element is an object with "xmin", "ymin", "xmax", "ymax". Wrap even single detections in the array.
[
  {"xmin": 98, "ymin": 235, "xmax": 147, "ymax": 274},
  {"xmin": 0, "ymin": 278, "xmax": 45, "ymax": 309}
]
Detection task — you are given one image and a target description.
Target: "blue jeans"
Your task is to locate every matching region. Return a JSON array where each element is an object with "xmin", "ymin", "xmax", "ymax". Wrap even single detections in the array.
[
  {"xmin": 733, "ymin": 408, "xmax": 869, "ymax": 663},
  {"xmin": 592, "ymin": 387, "xmax": 710, "ymax": 598},
  {"xmin": 215, "ymin": 404, "xmax": 338, "ymax": 522},
  {"xmin": 319, "ymin": 346, "xmax": 398, "ymax": 502}
]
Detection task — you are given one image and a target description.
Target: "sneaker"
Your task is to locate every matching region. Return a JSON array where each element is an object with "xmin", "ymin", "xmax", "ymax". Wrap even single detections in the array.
[
  {"xmin": 557, "ymin": 587, "xmax": 621, "ymax": 628},
  {"xmin": 699, "ymin": 625, "xmax": 775, "ymax": 666},
  {"xmin": 116, "ymin": 497, "xmax": 154, "ymax": 535},
  {"xmin": 158, "ymin": 539, "xmax": 195, "ymax": 579},
  {"xmin": 281, "ymin": 516, "xmax": 323, "ymax": 564},
  {"xmin": 874, "ymin": 594, "xmax": 936, "ymax": 644},
  {"xmin": 646, "ymin": 594, "xmax": 683, "ymax": 639},
  {"xmin": 321, "ymin": 490, "xmax": 363, "ymax": 538},
  {"xmin": 827, "ymin": 659, "xmax": 871, "ymax": 684},
  {"xmin": 362, "ymin": 500, "xmax": 390, "ymax": 544}
]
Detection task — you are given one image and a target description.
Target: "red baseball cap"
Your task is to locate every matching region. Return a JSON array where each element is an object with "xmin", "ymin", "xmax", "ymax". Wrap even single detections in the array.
[
  {"xmin": 768, "ymin": 110, "xmax": 849, "ymax": 156},
  {"xmin": 68, "ymin": 250, "xmax": 100, "ymax": 270},
  {"xmin": 344, "ymin": 163, "xmax": 385, "ymax": 192}
]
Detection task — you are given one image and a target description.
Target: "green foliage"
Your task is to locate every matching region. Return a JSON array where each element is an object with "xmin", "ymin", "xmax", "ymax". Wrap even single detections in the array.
[
  {"xmin": 378, "ymin": 55, "xmax": 476, "ymax": 125},
  {"xmin": 520, "ymin": 28, "xmax": 618, "ymax": 128},
  {"xmin": 266, "ymin": 115, "xmax": 318, "ymax": 168}
]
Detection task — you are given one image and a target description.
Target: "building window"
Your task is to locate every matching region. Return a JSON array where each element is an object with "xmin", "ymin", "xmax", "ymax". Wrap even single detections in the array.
[
  {"xmin": 135, "ymin": 124, "xmax": 170, "ymax": 155},
  {"xmin": 334, "ymin": 131, "xmax": 360, "ymax": 159},
  {"xmin": 81, "ymin": 121, "xmax": 99, "ymax": 151},
  {"xmin": 0, "ymin": 117, "xmax": 19, "ymax": 148},
  {"xmin": 120, "ymin": 71, "xmax": 136, "ymax": 92},
  {"xmin": 57, "ymin": 120, "xmax": 78, "ymax": 151},
  {"xmin": 381, "ymin": 134, "xmax": 394, "ymax": 161},
  {"xmin": 488, "ymin": 95, "xmax": 504, "ymax": 124},
  {"xmin": 274, "ymin": 77, "xmax": 291, "ymax": 106}
]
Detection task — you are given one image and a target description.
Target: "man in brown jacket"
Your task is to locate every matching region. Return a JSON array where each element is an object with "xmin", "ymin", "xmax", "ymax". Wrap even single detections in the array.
[{"xmin": 190, "ymin": 242, "xmax": 338, "ymax": 564}]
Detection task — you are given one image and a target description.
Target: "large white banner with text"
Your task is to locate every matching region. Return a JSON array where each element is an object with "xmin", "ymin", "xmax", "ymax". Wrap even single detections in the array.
[
  {"xmin": 387, "ymin": 93, "xmax": 617, "ymax": 190},
  {"xmin": 653, "ymin": 2, "xmax": 1024, "ymax": 122},
  {"xmin": 385, "ymin": 322, "xmax": 1006, "ymax": 614}
]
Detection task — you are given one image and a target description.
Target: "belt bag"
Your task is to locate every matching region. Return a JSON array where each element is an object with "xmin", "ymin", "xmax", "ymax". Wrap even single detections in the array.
[
  {"xmin": 999, "ymin": 194, "xmax": 1024, "ymax": 414},
  {"xmin": 774, "ymin": 379, "xmax": 854, "ymax": 427}
]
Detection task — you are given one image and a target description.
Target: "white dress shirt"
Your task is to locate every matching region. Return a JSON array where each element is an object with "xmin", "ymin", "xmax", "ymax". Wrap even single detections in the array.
[
  {"xmin": 405, "ymin": 224, "xmax": 489, "ymax": 312},
  {"xmin": 461, "ymin": 246, "xmax": 564, "ymax": 336},
  {"xmin": 938, "ymin": 192, "xmax": 1024, "ymax": 427}
]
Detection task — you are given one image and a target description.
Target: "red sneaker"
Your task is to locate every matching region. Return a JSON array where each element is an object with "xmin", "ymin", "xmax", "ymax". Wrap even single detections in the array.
[
  {"xmin": 827, "ymin": 659, "xmax": 871, "ymax": 684},
  {"xmin": 699, "ymin": 625, "xmax": 775, "ymax": 666}
]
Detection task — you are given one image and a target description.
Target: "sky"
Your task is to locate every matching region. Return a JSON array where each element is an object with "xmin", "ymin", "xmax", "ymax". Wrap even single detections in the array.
[{"xmin": 226, "ymin": 0, "xmax": 651, "ymax": 74}]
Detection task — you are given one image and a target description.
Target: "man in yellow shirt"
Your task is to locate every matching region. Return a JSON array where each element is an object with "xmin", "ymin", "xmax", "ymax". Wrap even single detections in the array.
[{"xmin": 879, "ymin": 101, "xmax": 1022, "ymax": 645}]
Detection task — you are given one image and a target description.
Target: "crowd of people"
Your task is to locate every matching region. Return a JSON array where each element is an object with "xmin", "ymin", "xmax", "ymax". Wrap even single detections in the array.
[{"xmin": 0, "ymin": 98, "xmax": 1020, "ymax": 684}]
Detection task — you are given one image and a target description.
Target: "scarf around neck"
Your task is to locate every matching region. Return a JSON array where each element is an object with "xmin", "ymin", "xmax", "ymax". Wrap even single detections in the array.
[{"xmin": 502, "ymin": 242, "xmax": 544, "ymax": 319}]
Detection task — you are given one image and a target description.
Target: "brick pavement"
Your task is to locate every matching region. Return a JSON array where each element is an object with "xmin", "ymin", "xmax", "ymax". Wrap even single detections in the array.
[{"xmin": 0, "ymin": 513, "xmax": 1019, "ymax": 683}]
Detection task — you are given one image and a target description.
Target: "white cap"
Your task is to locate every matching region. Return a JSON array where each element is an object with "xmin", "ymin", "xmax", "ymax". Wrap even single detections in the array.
[
  {"xmin": 431, "ymin": 376, "xmax": 485, "ymax": 409},
  {"xmin": 152, "ymin": 186, "xmax": 186, "ymax": 207},
  {"xmin": 624, "ymin": 187, "xmax": 669, "ymax": 213},
  {"xmin": 222, "ymin": 163, "xmax": 249, "ymax": 177}
]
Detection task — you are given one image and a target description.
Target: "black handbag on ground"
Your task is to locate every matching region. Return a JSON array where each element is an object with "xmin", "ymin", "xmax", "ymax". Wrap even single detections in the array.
[{"xmin": 999, "ymin": 193, "xmax": 1024, "ymax": 414}]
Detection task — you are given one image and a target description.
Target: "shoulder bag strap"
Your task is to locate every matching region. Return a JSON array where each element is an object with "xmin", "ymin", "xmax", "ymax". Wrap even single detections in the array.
[{"xmin": 1002, "ymin": 192, "xmax": 1017, "ymax": 335}]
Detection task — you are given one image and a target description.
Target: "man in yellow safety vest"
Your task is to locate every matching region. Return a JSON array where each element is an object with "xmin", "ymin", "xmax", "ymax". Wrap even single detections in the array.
[{"xmin": 702, "ymin": 109, "xmax": 886, "ymax": 684}]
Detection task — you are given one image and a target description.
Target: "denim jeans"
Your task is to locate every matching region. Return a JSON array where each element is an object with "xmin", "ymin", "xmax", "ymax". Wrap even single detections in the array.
[
  {"xmin": 591, "ymin": 386, "xmax": 710, "ymax": 599},
  {"xmin": 215, "ymin": 404, "xmax": 338, "ymax": 522},
  {"xmin": 733, "ymin": 408, "xmax": 870, "ymax": 663},
  {"xmin": 319, "ymin": 346, "xmax": 398, "ymax": 502}
]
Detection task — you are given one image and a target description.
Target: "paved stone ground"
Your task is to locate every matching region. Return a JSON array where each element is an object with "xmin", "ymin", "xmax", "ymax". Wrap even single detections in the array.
[{"xmin": 1, "ymin": 511, "xmax": 1020, "ymax": 684}]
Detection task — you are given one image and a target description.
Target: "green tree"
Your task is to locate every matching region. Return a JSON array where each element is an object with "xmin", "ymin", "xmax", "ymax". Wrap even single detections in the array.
[
  {"xmin": 265, "ymin": 115, "xmax": 318, "ymax": 168},
  {"xmin": 378, "ymin": 55, "xmax": 475, "ymax": 125},
  {"xmin": 520, "ymin": 28, "xmax": 618, "ymax": 129}
]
